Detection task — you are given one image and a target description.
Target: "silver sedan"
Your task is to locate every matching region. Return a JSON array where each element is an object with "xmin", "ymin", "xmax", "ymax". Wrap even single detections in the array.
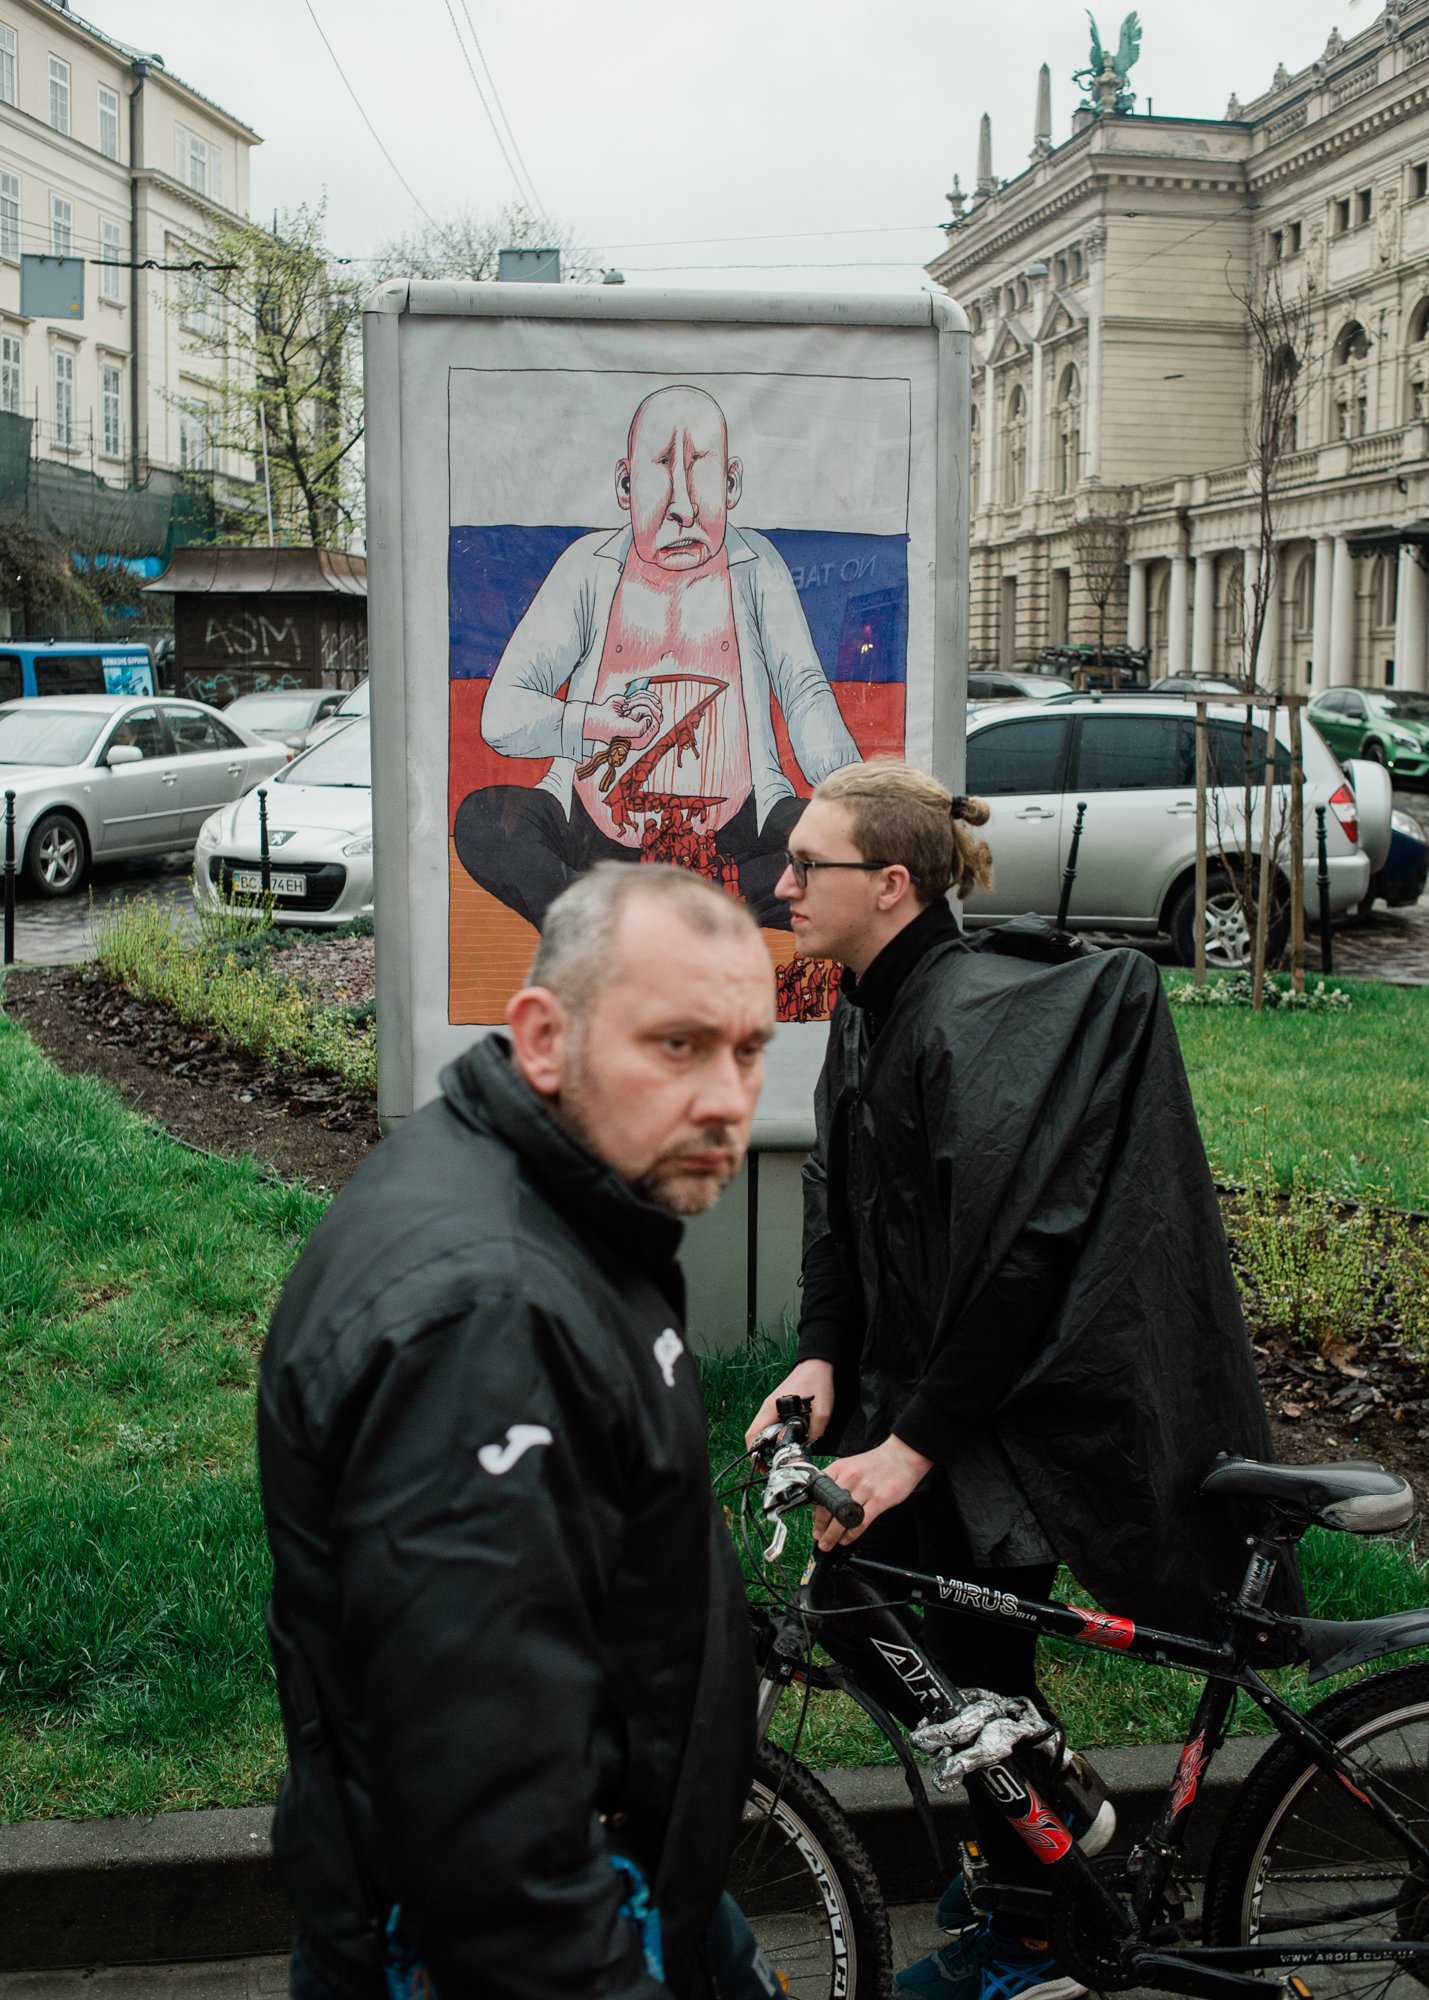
[{"xmin": 0, "ymin": 694, "xmax": 286, "ymax": 897}]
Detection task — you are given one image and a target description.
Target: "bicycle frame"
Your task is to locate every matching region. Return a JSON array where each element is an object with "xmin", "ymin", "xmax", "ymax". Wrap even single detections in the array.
[{"xmin": 752, "ymin": 1528, "xmax": 1429, "ymax": 1998}]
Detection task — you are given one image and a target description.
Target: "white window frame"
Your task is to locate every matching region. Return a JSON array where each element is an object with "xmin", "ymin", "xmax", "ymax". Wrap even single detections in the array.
[
  {"xmin": 1, "ymin": 331, "xmax": 22, "ymax": 416},
  {"xmin": 47, "ymin": 54, "xmax": 69, "ymax": 135},
  {"xmin": 98, "ymin": 84, "xmax": 119, "ymax": 162},
  {"xmin": 0, "ymin": 171, "xmax": 19, "ymax": 263},
  {"xmin": 174, "ymin": 122, "xmax": 222, "ymax": 203},
  {"xmin": 100, "ymin": 361, "xmax": 122, "ymax": 458},
  {"xmin": 179, "ymin": 404, "xmax": 212, "ymax": 473},
  {"xmin": 181, "ymin": 266, "xmax": 214, "ymax": 337},
  {"xmin": 99, "ymin": 218, "xmax": 122, "ymax": 302},
  {"xmin": 0, "ymin": 25, "xmax": 16, "ymax": 109},
  {"xmin": 52, "ymin": 347, "xmax": 74, "ymax": 448},
  {"xmin": 49, "ymin": 193, "xmax": 71, "ymax": 257}
]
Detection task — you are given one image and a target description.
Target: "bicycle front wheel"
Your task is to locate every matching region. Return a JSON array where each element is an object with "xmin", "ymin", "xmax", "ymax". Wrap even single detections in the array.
[
  {"xmin": 732, "ymin": 1742, "xmax": 893, "ymax": 1999},
  {"xmin": 1204, "ymin": 1662, "xmax": 1429, "ymax": 2000}
]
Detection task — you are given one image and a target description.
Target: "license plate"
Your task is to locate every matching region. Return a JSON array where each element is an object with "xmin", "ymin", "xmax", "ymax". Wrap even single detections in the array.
[{"xmin": 232, "ymin": 868, "xmax": 307, "ymax": 898}]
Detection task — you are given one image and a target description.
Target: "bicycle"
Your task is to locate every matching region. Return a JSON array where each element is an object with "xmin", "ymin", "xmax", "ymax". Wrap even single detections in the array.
[{"xmin": 722, "ymin": 1396, "xmax": 1429, "ymax": 2000}]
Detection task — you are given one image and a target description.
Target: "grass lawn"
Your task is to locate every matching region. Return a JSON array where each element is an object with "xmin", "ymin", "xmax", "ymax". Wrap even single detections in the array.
[
  {"xmin": 1168, "ymin": 975, "xmax": 1429, "ymax": 1211},
  {"xmin": 1, "ymin": 977, "xmax": 1428, "ymax": 1821}
]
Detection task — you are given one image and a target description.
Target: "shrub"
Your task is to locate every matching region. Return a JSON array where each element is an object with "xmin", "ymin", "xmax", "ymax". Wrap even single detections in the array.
[{"xmin": 1228, "ymin": 1153, "xmax": 1391, "ymax": 1353}]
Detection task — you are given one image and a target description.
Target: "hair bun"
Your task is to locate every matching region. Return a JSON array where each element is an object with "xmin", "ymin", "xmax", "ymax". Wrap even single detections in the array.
[{"xmin": 951, "ymin": 794, "xmax": 991, "ymax": 828}]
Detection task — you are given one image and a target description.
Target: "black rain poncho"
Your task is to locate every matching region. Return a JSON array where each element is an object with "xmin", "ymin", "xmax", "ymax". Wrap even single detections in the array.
[{"xmin": 800, "ymin": 920, "xmax": 1288, "ymax": 1635}]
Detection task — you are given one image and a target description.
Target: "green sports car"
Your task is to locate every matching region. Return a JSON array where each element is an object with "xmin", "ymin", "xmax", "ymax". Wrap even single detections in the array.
[{"xmin": 1309, "ymin": 685, "xmax": 1429, "ymax": 781}]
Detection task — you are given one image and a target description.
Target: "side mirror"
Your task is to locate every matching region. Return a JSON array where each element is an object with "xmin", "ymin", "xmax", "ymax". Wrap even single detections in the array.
[{"xmin": 104, "ymin": 743, "xmax": 145, "ymax": 767}]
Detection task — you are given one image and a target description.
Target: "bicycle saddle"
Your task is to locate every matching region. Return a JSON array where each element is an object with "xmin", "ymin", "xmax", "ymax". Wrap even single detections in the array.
[{"xmin": 1200, "ymin": 1454, "xmax": 1414, "ymax": 1533}]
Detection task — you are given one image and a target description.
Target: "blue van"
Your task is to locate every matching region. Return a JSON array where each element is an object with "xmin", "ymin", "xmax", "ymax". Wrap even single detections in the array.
[{"xmin": 0, "ymin": 641, "xmax": 155, "ymax": 701}]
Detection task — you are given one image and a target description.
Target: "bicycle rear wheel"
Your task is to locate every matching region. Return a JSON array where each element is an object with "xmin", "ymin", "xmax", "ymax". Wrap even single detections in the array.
[
  {"xmin": 733, "ymin": 1742, "xmax": 893, "ymax": 1999},
  {"xmin": 1203, "ymin": 1663, "xmax": 1429, "ymax": 2000}
]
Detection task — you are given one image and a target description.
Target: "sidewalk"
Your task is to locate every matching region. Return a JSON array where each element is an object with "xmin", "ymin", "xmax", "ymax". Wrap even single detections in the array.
[{"xmin": 0, "ymin": 1740, "xmax": 1267, "ymax": 1980}]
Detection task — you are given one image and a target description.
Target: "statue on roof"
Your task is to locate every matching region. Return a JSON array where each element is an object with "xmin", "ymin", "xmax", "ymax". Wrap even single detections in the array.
[{"xmin": 1074, "ymin": 11, "xmax": 1142, "ymax": 115}]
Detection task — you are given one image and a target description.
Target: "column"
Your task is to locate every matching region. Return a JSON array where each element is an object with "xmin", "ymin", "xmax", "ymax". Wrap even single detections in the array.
[
  {"xmin": 1329, "ymin": 535, "xmax": 1356, "ymax": 685},
  {"xmin": 1083, "ymin": 230, "xmax": 1107, "ymax": 481},
  {"xmin": 1191, "ymin": 553, "xmax": 1216, "ymax": 675},
  {"xmin": 1126, "ymin": 560, "xmax": 1148, "ymax": 649},
  {"xmin": 1168, "ymin": 554, "xmax": 1191, "ymax": 676},
  {"xmin": 1311, "ymin": 535, "xmax": 1334, "ymax": 691},
  {"xmin": 980, "ymin": 364, "xmax": 992, "ymax": 516},
  {"xmin": 1255, "ymin": 556, "xmax": 1280, "ymax": 688},
  {"xmin": 1396, "ymin": 544, "xmax": 1429, "ymax": 693},
  {"xmin": 1028, "ymin": 334, "xmax": 1045, "ymax": 492}
]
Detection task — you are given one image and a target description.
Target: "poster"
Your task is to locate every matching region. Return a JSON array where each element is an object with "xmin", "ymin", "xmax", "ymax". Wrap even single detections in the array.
[
  {"xmin": 446, "ymin": 367, "xmax": 913, "ymax": 1025},
  {"xmin": 365, "ymin": 288, "xmax": 967, "ymax": 1129}
]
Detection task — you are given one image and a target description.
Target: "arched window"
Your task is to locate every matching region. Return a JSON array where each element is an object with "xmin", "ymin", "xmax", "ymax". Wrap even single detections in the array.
[
  {"xmin": 1270, "ymin": 343, "xmax": 1301, "ymax": 451},
  {"xmin": 1332, "ymin": 320, "xmax": 1371, "ymax": 438},
  {"xmin": 1055, "ymin": 363, "xmax": 1081, "ymax": 493},
  {"xmin": 1406, "ymin": 299, "xmax": 1429, "ymax": 421},
  {"xmin": 1004, "ymin": 385, "xmax": 1028, "ymax": 504}
]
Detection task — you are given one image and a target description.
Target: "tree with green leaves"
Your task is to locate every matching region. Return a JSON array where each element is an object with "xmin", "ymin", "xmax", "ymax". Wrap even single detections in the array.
[
  {"xmin": 167, "ymin": 200, "xmax": 364, "ymax": 548},
  {"xmin": 0, "ymin": 511, "xmax": 105, "ymax": 634}
]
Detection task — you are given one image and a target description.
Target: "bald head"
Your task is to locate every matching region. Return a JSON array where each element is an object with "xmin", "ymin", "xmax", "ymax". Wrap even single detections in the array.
[{"xmin": 616, "ymin": 385, "xmax": 742, "ymax": 570}]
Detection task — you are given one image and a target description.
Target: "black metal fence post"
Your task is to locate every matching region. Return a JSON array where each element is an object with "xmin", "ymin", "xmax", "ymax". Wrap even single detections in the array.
[
  {"xmin": 1315, "ymin": 805, "xmax": 1333, "ymax": 974},
  {"xmin": 3, "ymin": 790, "xmax": 15, "ymax": 967},
  {"xmin": 1056, "ymin": 800, "xmax": 1088, "ymax": 930},
  {"xmin": 258, "ymin": 787, "xmax": 271, "ymax": 897}
]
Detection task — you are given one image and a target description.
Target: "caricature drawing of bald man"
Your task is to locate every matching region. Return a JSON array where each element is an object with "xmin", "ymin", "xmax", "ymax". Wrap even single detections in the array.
[{"xmin": 454, "ymin": 385, "xmax": 861, "ymax": 928}]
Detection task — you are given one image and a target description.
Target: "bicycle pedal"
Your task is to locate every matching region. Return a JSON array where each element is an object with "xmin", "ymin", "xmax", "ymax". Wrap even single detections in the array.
[{"xmin": 1287, "ymin": 1980, "xmax": 1312, "ymax": 2000}]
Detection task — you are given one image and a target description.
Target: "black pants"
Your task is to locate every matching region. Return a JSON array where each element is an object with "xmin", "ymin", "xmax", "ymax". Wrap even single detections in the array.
[
  {"xmin": 821, "ymin": 1477, "xmax": 1059, "ymax": 1893},
  {"xmin": 453, "ymin": 784, "xmax": 807, "ymax": 930}
]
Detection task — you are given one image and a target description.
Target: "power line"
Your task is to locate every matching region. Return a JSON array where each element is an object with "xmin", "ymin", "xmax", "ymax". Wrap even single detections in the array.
[
  {"xmin": 455, "ymin": 0, "xmax": 546, "ymax": 219},
  {"xmin": 302, "ymin": 0, "xmax": 438, "ymax": 229},
  {"xmin": 439, "ymin": 0, "xmax": 537, "ymax": 215}
]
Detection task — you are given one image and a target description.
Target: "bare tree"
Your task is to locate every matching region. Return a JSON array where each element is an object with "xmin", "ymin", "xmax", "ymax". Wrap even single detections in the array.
[
  {"xmin": 1070, "ymin": 487, "xmax": 1133, "ymax": 680},
  {"xmin": 371, "ymin": 202, "xmax": 598, "ymax": 285},
  {"xmin": 1230, "ymin": 261, "xmax": 1315, "ymax": 686}
]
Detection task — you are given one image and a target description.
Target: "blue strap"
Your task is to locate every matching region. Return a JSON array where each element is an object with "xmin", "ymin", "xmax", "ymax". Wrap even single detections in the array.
[{"xmin": 610, "ymin": 1852, "xmax": 667, "ymax": 1982}]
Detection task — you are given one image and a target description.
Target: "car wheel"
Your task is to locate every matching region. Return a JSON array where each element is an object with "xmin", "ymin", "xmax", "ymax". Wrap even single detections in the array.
[
  {"xmin": 1363, "ymin": 739, "xmax": 1388, "ymax": 766},
  {"xmin": 23, "ymin": 810, "xmax": 89, "ymax": 897},
  {"xmin": 1167, "ymin": 868, "xmax": 1290, "ymax": 970}
]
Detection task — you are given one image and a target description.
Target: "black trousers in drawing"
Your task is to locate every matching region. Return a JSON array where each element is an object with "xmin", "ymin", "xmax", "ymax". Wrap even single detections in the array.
[{"xmin": 453, "ymin": 784, "xmax": 806, "ymax": 930}]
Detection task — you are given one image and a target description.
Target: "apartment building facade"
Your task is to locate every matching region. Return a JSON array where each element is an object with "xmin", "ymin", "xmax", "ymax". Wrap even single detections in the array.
[
  {"xmin": 928, "ymin": 0, "xmax": 1429, "ymax": 694},
  {"xmin": 0, "ymin": 0, "xmax": 257, "ymax": 496}
]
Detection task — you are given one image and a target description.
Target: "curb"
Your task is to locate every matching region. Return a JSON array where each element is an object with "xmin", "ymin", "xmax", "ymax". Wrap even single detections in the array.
[{"xmin": 0, "ymin": 1740, "xmax": 1266, "ymax": 1973}]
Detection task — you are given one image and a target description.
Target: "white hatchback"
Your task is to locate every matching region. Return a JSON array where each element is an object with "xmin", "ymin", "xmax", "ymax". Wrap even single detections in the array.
[
  {"xmin": 962, "ymin": 695, "xmax": 1386, "ymax": 965},
  {"xmin": 194, "ymin": 721, "xmax": 373, "ymax": 928}
]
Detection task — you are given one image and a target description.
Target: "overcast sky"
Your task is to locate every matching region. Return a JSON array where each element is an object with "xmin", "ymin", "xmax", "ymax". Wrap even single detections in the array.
[{"xmin": 101, "ymin": 0, "xmax": 1366, "ymax": 291}]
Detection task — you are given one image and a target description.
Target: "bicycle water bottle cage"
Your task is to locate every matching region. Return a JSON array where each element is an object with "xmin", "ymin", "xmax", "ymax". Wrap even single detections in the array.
[
  {"xmin": 912, "ymin": 1692, "xmax": 1049, "ymax": 1793},
  {"xmin": 1200, "ymin": 1454, "xmax": 1413, "ymax": 1534}
]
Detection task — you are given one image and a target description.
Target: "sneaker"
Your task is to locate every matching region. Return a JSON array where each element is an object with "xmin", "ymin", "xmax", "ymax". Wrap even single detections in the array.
[
  {"xmin": 934, "ymin": 1873, "xmax": 979, "ymax": 1937},
  {"xmin": 895, "ymin": 1922, "xmax": 1088, "ymax": 2000}
]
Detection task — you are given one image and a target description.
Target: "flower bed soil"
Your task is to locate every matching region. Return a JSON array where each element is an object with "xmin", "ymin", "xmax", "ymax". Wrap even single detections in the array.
[{"xmin": 6, "ymin": 961, "xmax": 1429, "ymax": 1506}]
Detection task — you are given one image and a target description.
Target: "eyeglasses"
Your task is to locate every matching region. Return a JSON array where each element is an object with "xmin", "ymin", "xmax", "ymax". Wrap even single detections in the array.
[{"xmin": 781, "ymin": 852, "xmax": 917, "ymax": 890}]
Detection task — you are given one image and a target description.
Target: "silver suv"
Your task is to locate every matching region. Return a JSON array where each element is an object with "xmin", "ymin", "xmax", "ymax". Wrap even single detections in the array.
[{"xmin": 962, "ymin": 695, "xmax": 1386, "ymax": 965}]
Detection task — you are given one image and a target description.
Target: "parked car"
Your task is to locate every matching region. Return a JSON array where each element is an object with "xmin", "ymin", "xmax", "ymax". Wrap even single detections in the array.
[
  {"xmin": 223, "ymin": 687, "xmax": 351, "ymax": 753},
  {"xmin": 304, "ymin": 676, "xmax": 369, "ymax": 745},
  {"xmin": 0, "ymin": 694, "xmax": 285, "ymax": 896},
  {"xmin": 1148, "ymin": 675, "xmax": 1274, "ymax": 698},
  {"xmin": 0, "ymin": 640, "xmax": 154, "ymax": 702},
  {"xmin": 968, "ymin": 671, "xmax": 1074, "ymax": 702},
  {"xmin": 961, "ymin": 695, "xmax": 1381, "ymax": 965},
  {"xmin": 1308, "ymin": 685, "xmax": 1429, "ymax": 781},
  {"xmin": 1034, "ymin": 645, "xmax": 1150, "ymax": 689},
  {"xmin": 194, "ymin": 720, "xmax": 373, "ymax": 928},
  {"xmin": 1363, "ymin": 807, "xmax": 1429, "ymax": 911}
]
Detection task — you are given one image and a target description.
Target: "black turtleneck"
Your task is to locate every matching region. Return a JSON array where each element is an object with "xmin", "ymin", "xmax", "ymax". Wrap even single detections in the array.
[{"xmin": 798, "ymin": 899, "xmax": 964, "ymax": 1367}]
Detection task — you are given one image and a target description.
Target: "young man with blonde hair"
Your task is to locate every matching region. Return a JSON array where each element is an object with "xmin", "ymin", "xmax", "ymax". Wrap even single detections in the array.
[{"xmin": 748, "ymin": 760, "xmax": 1280, "ymax": 2000}]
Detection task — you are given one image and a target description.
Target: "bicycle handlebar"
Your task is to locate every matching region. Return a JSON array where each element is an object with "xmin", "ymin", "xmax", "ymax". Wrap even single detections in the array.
[{"xmin": 804, "ymin": 1469, "xmax": 865, "ymax": 1531}]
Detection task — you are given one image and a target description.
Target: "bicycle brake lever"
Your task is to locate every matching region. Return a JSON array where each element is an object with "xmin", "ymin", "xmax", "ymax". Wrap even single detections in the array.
[{"xmin": 763, "ymin": 1516, "xmax": 789, "ymax": 1563}]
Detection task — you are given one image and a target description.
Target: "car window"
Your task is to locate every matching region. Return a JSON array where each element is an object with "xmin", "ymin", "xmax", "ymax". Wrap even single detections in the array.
[
  {"xmin": 33, "ymin": 653, "xmax": 108, "ymax": 695},
  {"xmin": 333, "ymin": 680, "xmax": 369, "ymax": 719},
  {"xmin": 1342, "ymin": 692, "xmax": 1366, "ymax": 719},
  {"xmin": 1379, "ymin": 691, "xmax": 1429, "ymax": 720},
  {"xmin": 0, "ymin": 653, "xmax": 21, "ymax": 703},
  {"xmin": 163, "ymin": 705, "xmax": 242, "ymax": 753},
  {"xmin": 1315, "ymin": 691, "xmax": 1346, "ymax": 715},
  {"xmin": 227, "ymin": 693, "xmax": 322, "ymax": 731},
  {"xmin": 0, "ymin": 705, "xmax": 106, "ymax": 765},
  {"xmin": 1073, "ymin": 715, "xmax": 1193, "ymax": 792},
  {"xmin": 1204, "ymin": 719, "xmax": 1292, "ymax": 787},
  {"xmin": 965, "ymin": 716, "xmax": 1071, "ymax": 796},
  {"xmin": 277, "ymin": 721, "xmax": 371, "ymax": 787},
  {"xmin": 103, "ymin": 707, "xmax": 167, "ymax": 759}
]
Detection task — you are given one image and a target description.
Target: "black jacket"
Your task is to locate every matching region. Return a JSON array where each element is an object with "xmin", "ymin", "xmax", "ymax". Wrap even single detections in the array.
[
  {"xmin": 258, "ymin": 1036, "xmax": 754, "ymax": 1999},
  {"xmin": 797, "ymin": 919, "xmax": 1288, "ymax": 1634}
]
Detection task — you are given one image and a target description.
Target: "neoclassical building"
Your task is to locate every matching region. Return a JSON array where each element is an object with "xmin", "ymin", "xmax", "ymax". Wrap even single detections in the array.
[{"xmin": 928, "ymin": 1, "xmax": 1429, "ymax": 693}]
